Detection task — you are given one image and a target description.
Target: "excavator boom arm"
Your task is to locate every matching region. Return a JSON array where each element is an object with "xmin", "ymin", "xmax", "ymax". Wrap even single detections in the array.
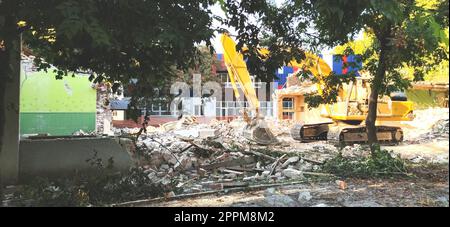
[{"xmin": 221, "ymin": 34, "xmax": 260, "ymax": 112}]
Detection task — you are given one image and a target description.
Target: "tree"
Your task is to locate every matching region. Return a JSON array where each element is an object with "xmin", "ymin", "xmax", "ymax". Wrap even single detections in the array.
[
  {"xmin": 124, "ymin": 45, "xmax": 223, "ymax": 121},
  {"xmin": 221, "ymin": 0, "xmax": 449, "ymax": 152},
  {"xmin": 304, "ymin": 0, "xmax": 448, "ymax": 152},
  {"xmin": 0, "ymin": 0, "xmax": 223, "ymax": 189},
  {"xmin": 333, "ymin": 30, "xmax": 449, "ymax": 84}
]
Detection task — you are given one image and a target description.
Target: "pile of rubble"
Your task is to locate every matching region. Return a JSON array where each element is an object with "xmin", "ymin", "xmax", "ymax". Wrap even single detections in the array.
[
  {"xmin": 110, "ymin": 107, "xmax": 449, "ymax": 195},
  {"xmin": 431, "ymin": 119, "xmax": 449, "ymax": 135},
  {"xmin": 72, "ymin": 129, "xmax": 96, "ymax": 136},
  {"xmin": 403, "ymin": 108, "xmax": 449, "ymax": 142},
  {"xmin": 117, "ymin": 116, "xmax": 335, "ymax": 194},
  {"xmin": 95, "ymin": 82, "xmax": 113, "ymax": 135}
]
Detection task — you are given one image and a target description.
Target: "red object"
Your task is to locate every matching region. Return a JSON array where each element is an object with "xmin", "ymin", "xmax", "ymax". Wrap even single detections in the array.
[{"xmin": 342, "ymin": 56, "xmax": 348, "ymax": 74}]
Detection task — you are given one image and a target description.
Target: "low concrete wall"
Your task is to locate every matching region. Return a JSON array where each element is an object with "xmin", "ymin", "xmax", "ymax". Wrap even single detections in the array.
[{"xmin": 19, "ymin": 137, "xmax": 134, "ymax": 182}]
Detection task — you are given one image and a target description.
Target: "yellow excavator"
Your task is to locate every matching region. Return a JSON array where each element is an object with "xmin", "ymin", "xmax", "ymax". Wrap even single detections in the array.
[
  {"xmin": 221, "ymin": 33, "xmax": 415, "ymax": 145},
  {"xmin": 281, "ymin": 53, "xmax": 414, "ymax": 144},
  {"xmin": 221, "ymin": 34, "xmax": 278, "ymax": 145}
]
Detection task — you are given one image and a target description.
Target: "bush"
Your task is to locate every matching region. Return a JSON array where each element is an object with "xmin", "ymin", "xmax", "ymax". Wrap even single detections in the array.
[
  {"xmin": 323, "ymin": 148, "xmax": 407, "ymax": 178},
  {"xmin": 11, "ymin": 166, "xmax": 168, "ymax": 207},
  {"xmin": 5, "ymin": 147, "xmax": 180, "ymax": 207}
]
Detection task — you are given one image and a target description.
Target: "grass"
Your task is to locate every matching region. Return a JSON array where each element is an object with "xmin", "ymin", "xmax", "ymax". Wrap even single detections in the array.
[{"xmin": 323, "ymin": 147, "xmax": 408, "ymax": 178}]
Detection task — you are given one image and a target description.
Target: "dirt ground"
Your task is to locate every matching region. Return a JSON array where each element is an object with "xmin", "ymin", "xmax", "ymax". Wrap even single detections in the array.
[{"xmin": 139, "ymin": 163, "xmax": 448, "ymax": 207}]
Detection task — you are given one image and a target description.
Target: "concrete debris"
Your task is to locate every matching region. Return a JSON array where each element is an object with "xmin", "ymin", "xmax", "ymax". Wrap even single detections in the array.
[
  {"xmin": 281, "ymin": 156, "xmax": 300, "ymax": 168},
  {"xmin": 174, "ymin": 128, "xmax": 218, "ymax": 139},
  {"xmin": 341, "ymin": 144, "xmax": 370, "ymax": 158},
  {"xmin": 282, "ymin": 168, "xmax": 304, "ymax": 179},
  {"xmin": 382, "ymin": 108, "xmax": 449, "ymax": 164},
  {"xmin": 72, "ymin": 129, "xmax": 92, "ymax": 136},
  {"xmin": 410, "ymin": 156, "xmax": 426, "ymax": 163},
  {"xmin": 263, "ymin": 188, "xmax": 298, "ymax": 207},
  {"xmin": 273, "ymin": 84, "xmax": 317, "ymax": 97},
  {"xmin": 403, "ymin": 108, "xmax": 449, "ymax": 142},
  {"xmin": 95, "ymin": 82, "xmax": 113, "ymax": 135},
  {"xmin": 432, "ymin": 119, "xmax": 449, "ymax": 135},
  {"xmin": 104, "ymin": 107, "xmax": 448, "ymax": 196},
  {"xmin": 173, "ymin": 153, "xmax": 194, "ymax": 171},
  {"xmin": 297, "ymin": 191, "xmax": 313, "ymax": 202},
  {"xmin": 126, "ymin": 118, "xmax": 329, "ymax": 193},
  {"xmin": 435, "ymin": 196, "xmax": 449, "ymax": 206},
  {"xmin": 264, "ymin": 194, "xmax": 298, "ymax": 207}
]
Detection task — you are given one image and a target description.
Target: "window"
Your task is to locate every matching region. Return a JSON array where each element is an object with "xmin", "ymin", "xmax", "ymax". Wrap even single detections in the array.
[
  {"xmin": 282, "ymin": 97, "xmax": 294, "ymax": 120},
  {"xmin": 282, "ymin": 98, "xmax": 294, "ymax": 110},
  {"xmin": 282, "ymin": 112, "xmax": 294, "ymax": 120},
  {"xmin": 219, "ymin": 73, "xmax": 229, "ymax": 83}
]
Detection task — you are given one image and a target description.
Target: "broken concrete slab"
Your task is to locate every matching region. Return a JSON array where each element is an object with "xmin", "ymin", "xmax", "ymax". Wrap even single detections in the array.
[
  {"xmin": 200, "ymin": 156, "xmax": 256, "ymax": 170},
  {"xmin": 174, "ymin": 154, "xmax": 194, "ymax": 171},
  {"xmin": 161, "ymin": 151, "xmax": 179, "ymax": 165},
  {"xmin": 298, "ymin": 191, "xmax": 313, "ymax": 202},
  {"xmin": 281, "ymin": 156, "xmax": 300, "ymax": 168},
  {"xmin": 264, "ymin": 194, "xmax": 298, "ymax": 207},
  {"xmin": 174, "ymin": 128, "xmax": 218, "ymax": 139},
  {"xmin": 312, "ymin": 203, "xmax": 329, "ymax": 207},
  {"xmin": 282, "ymin": 168, "xmax": 304, "ymax": 179}
]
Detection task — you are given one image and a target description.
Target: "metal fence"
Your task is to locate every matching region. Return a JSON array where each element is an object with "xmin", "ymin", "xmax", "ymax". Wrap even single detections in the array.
[
  {"xmin": 147, "ymin": 101, "xmax": 274, "ymax": 118},
  {"xmin": 216, "ymin": 101, "xmax": 273, "ymax": 117}
]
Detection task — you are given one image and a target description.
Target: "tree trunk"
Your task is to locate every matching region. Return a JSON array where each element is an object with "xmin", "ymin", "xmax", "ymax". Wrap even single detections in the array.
[
  {"xmin": 0, "ymin": 14, "xmax": 21, "ymax": 200},
  {"xmin": 0, "ymin": 20, "xmax": 10, "ymax": 208},
  {"xmin": 0, "ymin": 81, "xmax": 4, "ymax": 206},
  {"xmin": 366, "ymin": 39, "xmax": 388, "ymax": 154}
]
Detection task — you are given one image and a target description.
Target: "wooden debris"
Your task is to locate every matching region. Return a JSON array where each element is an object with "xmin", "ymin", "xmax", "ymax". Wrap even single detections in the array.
[
  {"xmin": 302, "ymin": 172, "xmax": 334, "ymax": 177},
  {"xmin": 225, "ymin": 166, "xmax": 265, "ymax": 173},
  {"xmin": 243, "ymin": 150, "xmax": 277, "ymax": 161},
  {"xmin": 200, "ymin": 156, "xmax": 256, "ymax": 170},
  {"xmin": 269, "ymin": 154, "xmax": 287, "ymax": 176},
  {"xmin": 111, "ymin": 179, "xmax": 309, "ymax": 207},
  {"xmin": 220, "ymin": 168, "xmax": 244, "ymax": 175},
  {"xmin": 301, "ymin": 157, "xmax": 323, "ymax": 165}
]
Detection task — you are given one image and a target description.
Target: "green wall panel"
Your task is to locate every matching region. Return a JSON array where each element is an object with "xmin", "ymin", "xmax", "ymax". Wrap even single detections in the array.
[
  {"xmin": 20, "ymin": 112, "xmax": 96, "ymax": 136},
  {"xmin": 20, "ymin": 71, "xmax": 96, "ymax": 113},
  {"xmin": 20, "ymin": 65, "xmax": 97, "ymax": 136}
]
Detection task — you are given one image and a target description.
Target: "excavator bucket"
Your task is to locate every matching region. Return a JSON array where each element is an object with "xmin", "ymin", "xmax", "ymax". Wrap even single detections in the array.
[
  {"xmin": 243, "ymin": 118, "xmax": 279, "ymax": 145},
  {"xmin": 221, "ymin": 34, "xmax": 278, "ymax": 145}
]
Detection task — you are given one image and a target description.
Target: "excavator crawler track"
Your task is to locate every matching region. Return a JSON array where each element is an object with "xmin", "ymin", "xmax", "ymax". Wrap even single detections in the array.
[
  {"xmin": 336, "ymin": 125, "xmax": 403, "ymax": 146},
  {"xmin": 290, "ymin": 123, "xmax": 330, "ymax": 142},
  {"xmin": 291, "ymin": 123, "xmax": 403, "ymax": 145}
]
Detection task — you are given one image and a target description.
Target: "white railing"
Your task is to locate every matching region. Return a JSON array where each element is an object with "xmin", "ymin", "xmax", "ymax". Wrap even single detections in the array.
[
  {"xmin": 149, "ymin": 104, "xmax": 172, "ymax": 116},
  {"xmin": 224, "ymin": 82, "xmax": 263, "ymax": 89},
  {"xmin": 216, "ymin": 101, "xmax": 273, "ymax": 117},
  {"xmin": 148, "ymin": 101, "xmax": 274, "ymax": 117}
]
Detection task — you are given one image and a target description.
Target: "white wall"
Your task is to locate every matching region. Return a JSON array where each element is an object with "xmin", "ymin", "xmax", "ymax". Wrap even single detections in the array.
[{"xmin": 112, "ymin": 110, "xmax": 125, "ymax": 121}]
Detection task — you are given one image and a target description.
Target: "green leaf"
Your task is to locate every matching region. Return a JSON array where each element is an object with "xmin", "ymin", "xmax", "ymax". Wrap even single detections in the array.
[{"xmin": 370, "ymin": 0, "xmax": 403, "ymax": 22}]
